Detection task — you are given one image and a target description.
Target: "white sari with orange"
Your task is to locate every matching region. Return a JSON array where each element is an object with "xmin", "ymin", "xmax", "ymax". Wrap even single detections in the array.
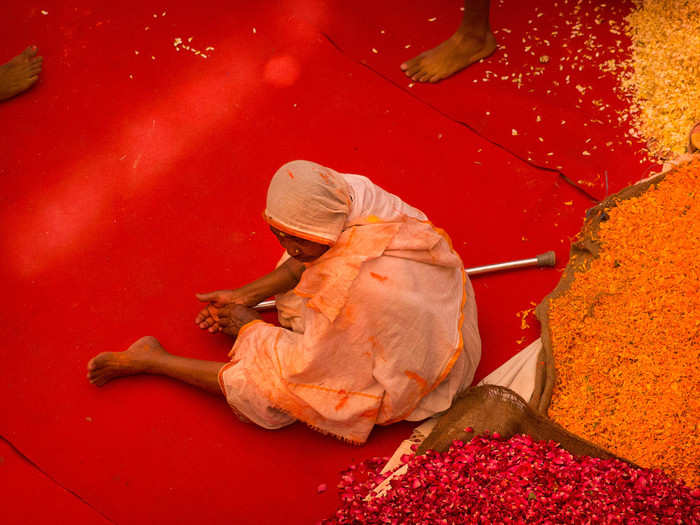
[{"xmin": 218, "ymin": 161, "xmax": 481, "ymax": 444}]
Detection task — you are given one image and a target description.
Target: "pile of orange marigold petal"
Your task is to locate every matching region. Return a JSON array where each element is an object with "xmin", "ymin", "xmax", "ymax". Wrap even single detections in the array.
[{"xmin": 548, "ymin": 158, "xmax": 700, "ymax": 487}]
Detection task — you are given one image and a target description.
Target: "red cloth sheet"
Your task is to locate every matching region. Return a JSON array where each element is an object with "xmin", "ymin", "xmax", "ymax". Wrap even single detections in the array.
[{"xmin": 0, "ymin": 0, "xmax": 657, "ymax": 523}]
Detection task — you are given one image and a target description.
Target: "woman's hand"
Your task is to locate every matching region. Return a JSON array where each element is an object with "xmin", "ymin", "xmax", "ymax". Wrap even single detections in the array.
[
  {"xmin": 195, "ymin": 258, "xmax": 306, "ymax": 332},
  {"xmin": 195, "ymin": 289, "xmax": 254, "ymax": 332},
  {"xmin": 212, "ymin": 304, "xmax": 262, "ymax": 337}
]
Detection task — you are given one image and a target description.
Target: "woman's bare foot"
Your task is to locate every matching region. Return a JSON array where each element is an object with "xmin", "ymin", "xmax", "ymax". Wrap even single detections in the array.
[
  {"xmin": 689, "ymin": 122, "xmax": 700, "ymax": 153},
  {"xmin": 400, "ymin": 30, "xmax": 496, "ymax": 83},
  {"xmin": 87, "ymin": 336, "xmax": 168, "ymax": 387},
  {"xmin": 0, "ymin": 46, "xmax": 43, "ymax": 101}
]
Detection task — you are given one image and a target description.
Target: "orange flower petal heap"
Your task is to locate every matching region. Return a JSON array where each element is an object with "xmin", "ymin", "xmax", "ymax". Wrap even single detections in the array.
[{"xmin": 548, "ymin": 158, "xmax": 700, "ymax": 487}]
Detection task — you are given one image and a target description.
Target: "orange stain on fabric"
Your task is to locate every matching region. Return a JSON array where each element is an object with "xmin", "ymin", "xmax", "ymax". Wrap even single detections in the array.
[
  {"xmin": 343, "ymin": 302, "xmax": 357, "ymax": 323},
  {"xmin": 359, "ymin": 408, "xmax": 379, "ymax": 419},
  {"xmin": 287, "ymin": 170, "xmax": 295, "ymax": 179},
  {"xmin": 335, "ymin": 390, "xmax": 350, "ymax": 411},
  {"xmin": 404, "ymin": 370, "xmax": 428, "ymax": 393},
  {"xmin": 368, "ymin": 335, "xmax": 386, "ymax": 360},
  {"xmin": 370, "ymin": 272, "xmax": 388, "ymax": 282}
]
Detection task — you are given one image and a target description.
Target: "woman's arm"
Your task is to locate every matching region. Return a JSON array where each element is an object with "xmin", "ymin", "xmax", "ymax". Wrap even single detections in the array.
[{"xmin": 226, "ymin": 256, "xmax": 306, "ymax": 306}]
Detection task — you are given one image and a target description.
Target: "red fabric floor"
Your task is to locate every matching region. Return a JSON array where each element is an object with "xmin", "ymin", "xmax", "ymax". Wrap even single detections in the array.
[{"xmin": 1, "ymin": 1, "xmax": 657, "ymax": 523}]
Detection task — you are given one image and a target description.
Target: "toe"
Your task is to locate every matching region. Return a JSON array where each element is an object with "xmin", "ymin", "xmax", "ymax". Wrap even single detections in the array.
[
  {"xmin": 89, "ymin": 369, "xmax": 111, "ymax": 386},
  {"xmin": 405, "ymin": 65, "xmax": 422, "ymax": 77},
  {"xmin": 402, "ymin": 56, "xmax": 424, "ymax": 76},
  {"xmin": 88, "ymin": 353, "xmax": 108, "ymax": 370},
  {"xmin": 23, "ymin": 46, "xmax": 38, "ymax": 58},
  {"xmin": 406, "ymin": 62, "xmax": 424, "ymax": 77},
  {"xmin": 415, "ymin": 71, "xmax": 431, "ymax": 83}
]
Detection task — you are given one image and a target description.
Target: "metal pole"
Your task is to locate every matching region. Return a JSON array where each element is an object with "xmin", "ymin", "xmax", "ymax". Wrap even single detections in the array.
[{"xmin": 253, "ymin": 251, "xmax": 555, "ymax": 311}]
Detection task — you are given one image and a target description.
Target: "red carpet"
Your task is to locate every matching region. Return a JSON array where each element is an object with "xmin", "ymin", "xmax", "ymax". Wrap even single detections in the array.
[{"xmin": 0, "ymin": 1, "xmax": 656, "ymax": 523}]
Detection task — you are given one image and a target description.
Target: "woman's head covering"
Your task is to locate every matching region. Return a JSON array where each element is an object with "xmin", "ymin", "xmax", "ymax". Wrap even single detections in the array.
[{"xmin": 264, "ymin": 160, "xmax": 351, "ymax": 245}]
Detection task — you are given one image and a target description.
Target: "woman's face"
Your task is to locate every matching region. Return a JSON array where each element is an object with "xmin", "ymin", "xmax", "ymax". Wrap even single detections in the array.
[{"xmin": 270, "ymin": 226, "xmax": 330, "ymax": 263}]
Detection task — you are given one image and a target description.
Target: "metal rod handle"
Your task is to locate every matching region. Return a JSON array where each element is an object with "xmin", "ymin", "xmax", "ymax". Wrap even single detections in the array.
[
  {"xmin": 466, "ymin": 250, "xmax": 556, "ymax": 276},
  {"xmin": 253, "ymin": 251, "xmax": 556, "ymax": 311},
  {"xmin": 254, "ymin": 299, "xmax": 278, "ymax": 310}
]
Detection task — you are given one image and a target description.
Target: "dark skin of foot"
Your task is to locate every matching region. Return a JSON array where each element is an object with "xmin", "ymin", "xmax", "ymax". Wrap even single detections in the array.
[
  {"xmin": 0, "ymin": 46, "xmax": 43, "ymax": 101},
  {"xmin": 400, "ymin": 29, "xmax": 496, "ymax": 83},
  {"xmin": 401, "ymin": 0, "xmax": 495, "ymax": 83},
  {"xmin": 87, "ymin": 336, "xmax": 168, "ymax": 387},
  {"xmin": 690, "ymin": 122, "xmax": 700, "ymax": 153},
  {"xmin": 87, "ymin": 336, "xmax": 225, "ymax": 394}
]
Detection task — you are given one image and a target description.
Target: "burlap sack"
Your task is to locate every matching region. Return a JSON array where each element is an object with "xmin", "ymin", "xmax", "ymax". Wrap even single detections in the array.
[{"xmin": 417, "ymin": 385, "xmax": 630, "ymax": 463}]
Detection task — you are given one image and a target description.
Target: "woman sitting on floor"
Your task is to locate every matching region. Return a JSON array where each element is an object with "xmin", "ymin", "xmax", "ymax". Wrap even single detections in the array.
[{"xmin": 87, "ymin": 160, "xmax": 481, "ymax": 444}]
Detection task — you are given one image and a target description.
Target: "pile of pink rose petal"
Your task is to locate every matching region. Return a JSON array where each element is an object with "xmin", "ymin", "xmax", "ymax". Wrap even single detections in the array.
[{"xmin": 323, "ymin": 433, "xmax": 700, "ymax": 524}]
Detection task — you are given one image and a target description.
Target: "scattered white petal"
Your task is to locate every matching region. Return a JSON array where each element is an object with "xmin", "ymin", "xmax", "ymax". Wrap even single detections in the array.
[
  {"xmin": 512, "ymin": 129, "xmax": 518, "ymax": 136},
  {"xmin": 371, "ymin": 48, "xmax": 378, "ymax": 54},
  {"xmin": 428, "ymin": 17, "xmax": 437, "ymax": 22},
  {"xmin": 41, "ymin": 10, "xmax": 49, "ymax": 15}
]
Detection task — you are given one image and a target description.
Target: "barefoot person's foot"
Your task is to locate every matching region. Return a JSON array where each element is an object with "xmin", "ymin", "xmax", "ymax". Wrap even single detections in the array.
[
  {"xmin": 689, "ymin": 121, "xmax": 700, "ymax": 153},
  {"xmin": 87, "ymin": 336, "xmax": 167, "ymax": 386},
  {"xmin": 400, "ymin": 30, "xmax": 496, "ymax": 83},
  {"xmin": 0, "ymin": 46, "xmax": 43, "ymax": 101}
]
